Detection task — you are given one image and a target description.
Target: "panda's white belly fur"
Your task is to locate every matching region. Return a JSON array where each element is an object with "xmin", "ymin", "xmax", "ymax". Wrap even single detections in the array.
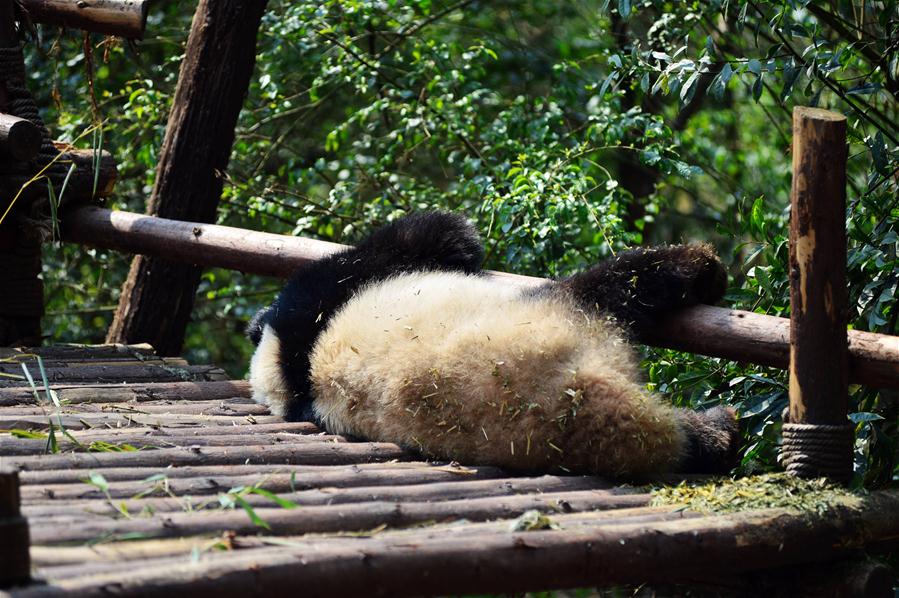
[{"xmin": 309, "ymin": 271, "xmax": 686, "ymax": 476}]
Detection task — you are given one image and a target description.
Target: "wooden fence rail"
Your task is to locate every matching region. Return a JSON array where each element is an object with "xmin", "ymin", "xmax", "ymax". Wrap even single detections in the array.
[{"xmin": 60, "ymin": 205, "xmax": 899, "ymax": 390}]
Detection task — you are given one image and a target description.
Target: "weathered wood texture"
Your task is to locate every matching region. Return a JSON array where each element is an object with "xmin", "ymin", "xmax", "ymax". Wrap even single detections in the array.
[
  {"xmin": 0, "ymin": 469, "xmax": 30, "ymax": 588},
  {"xmin": 0, "ymin": 379, "xmax": 251, "ymax": 406},
  {"xmin": 1, "ymin": 344, "xmax": 898, "ymax": 597},
  {"xmin": 0, "ymin": 231, "xmax": 42, "ymax": 346},
  {"xmin": 0, "ymin": 113, "xmax": 40, "ymax": 161},
  {"xmin": 18, "ymin": 0, "xmax": 148, "ymax": 38},
  {"xmin": 0, "ymin": 0, "xmax": 41, "ymax": 348},
  {"xmin": 53, "ymin": 147, "xmax": 118, "ymax": 204},
  {"xmin": 61, "ymin": 206, "xmax": 899, "ymax": 389},
  {"xmin": 9, "ymin": 493, "xmax": 899, "ymax": 597},
  {"xmin": 106, "ymin": 0, "xmax": 268, "ymax": 356},
  {"xmin": 788, "ymin": 107, "xmax": 849, "ymax": 425},
  {"xmin": 782, "ymin": 107, "xmax": 853, "ymax": 482}
]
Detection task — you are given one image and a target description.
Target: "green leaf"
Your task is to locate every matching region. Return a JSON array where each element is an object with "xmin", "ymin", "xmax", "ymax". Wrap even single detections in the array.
[
  {"xmin": 233, "ymin": 495, "xmax": 271, "ymax": 529},
  {"xmin": 597, "ymin": 71, "xmax": 618, "ymax": 99},
  {"xmin": 87, "ymin": 471, "xmax": 110, "ymax": 492},
  {"xmin": 846, "ymin": 82, "xmax": 881, "ymax": 95},
  {"xmin": 9, "ymin": 429, "xmax": 47, "ymax": 440},
  {"xmin": 849, "ymin": 412, "xmax": 885, "ymax": 424},
  {"xmin": 618, "ymin": 0, "xmax": 631, "ymax": 19},
  {"xmin": 752, "ymin": 75, "xmax": 763, "ymax": 102},
  {"xmin": 710, "ymin": 63, "xmax": 733, "ymax": 100},
  {"xmin": 750, "ymin": 196, "xmax": 766, "ymax": 240},
  {"xmin": 746, "ymin": 59, "xmax": 762, "ymax": 75},
  {"xmin": 247, "ymin": 487, "xmax": 298, "ymax": 509},
  {"xmin": 870, "ymin": 132, "xmax": 889, "ymax": 174}
]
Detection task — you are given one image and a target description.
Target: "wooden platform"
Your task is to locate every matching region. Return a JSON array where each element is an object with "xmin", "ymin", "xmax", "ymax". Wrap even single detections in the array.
[{"xmin": 1, "ymin": 345, "xmax": 897, "ymax": 597}]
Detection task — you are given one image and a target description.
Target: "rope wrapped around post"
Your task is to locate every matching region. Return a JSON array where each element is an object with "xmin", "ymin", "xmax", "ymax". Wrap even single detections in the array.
[{"xmin": 781, "ymin": 422, "xmax": 853, "ymax": 483}]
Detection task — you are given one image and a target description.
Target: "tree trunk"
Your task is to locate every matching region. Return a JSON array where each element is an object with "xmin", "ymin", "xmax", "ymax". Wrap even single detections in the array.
[{"xmin": 106, "ymin": 0, "xmax": 268, "ymax": 355}]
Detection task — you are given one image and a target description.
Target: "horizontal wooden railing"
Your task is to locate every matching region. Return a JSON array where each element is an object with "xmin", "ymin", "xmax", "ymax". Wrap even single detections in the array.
[{"xmin": 60, "ymin": 205, "xmax": 899, "ymax": 389}]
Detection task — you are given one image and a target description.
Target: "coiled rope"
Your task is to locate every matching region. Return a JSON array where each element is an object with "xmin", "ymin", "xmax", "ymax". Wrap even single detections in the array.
[{"xmin": 782, "ymin": 422, "xmax": 853, "ymax": 482}]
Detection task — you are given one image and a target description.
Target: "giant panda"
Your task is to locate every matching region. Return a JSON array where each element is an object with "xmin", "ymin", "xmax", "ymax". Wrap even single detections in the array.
[{"xmin": 247, "ymin": 211, "xmax": 739, "ymax": 478}]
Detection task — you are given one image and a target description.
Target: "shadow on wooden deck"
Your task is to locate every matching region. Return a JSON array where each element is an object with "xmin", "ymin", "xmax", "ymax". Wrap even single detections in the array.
[{"xmin": 0, "ymin": 344, "xmax": 896, "ymax": 597}]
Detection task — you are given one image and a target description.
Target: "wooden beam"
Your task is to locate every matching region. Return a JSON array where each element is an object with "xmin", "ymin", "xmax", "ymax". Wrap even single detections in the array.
[
  {"xmin": 0, "ymin": 0, "xmax": 43, "ymax": 347},
  {"xmin": 106, "ymin": 0, "xmax": 269, "ymax": 356},
  {"xmin": 788, "ymin": 107, "xmax": 849, "ymax": 424},
  {"xmin": 784, "ymin": 107, "xmax": 852, "ymax": 481},
  {"xmin": 0, "ymin": 469, "xmax": 30, "ymax": 589},
  {"xmin": 9, "ymin": 491, "xmax": 899, "ymax": 597},
  {"xmin": 60, "ymin": 206, "xmax": 899, "ymax": 389},
  {"xmin": 18, "ymin": 0, "xmax": 148, "ymax": 39},
  {"xmin": 25, "ymin": 490, "xmax": 653, "ymax": 545},
  {"xmin": 0, "ymin": 112, "xmax": 40, "ymax": 161},
  {"xmin": 55, "ymin": 146, "xmax": 118, "ymax": 201}
]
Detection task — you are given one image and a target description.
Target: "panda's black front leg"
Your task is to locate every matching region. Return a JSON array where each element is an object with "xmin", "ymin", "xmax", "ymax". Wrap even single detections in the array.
[
  {"xmin": 548, "ymin": 244, "xmax": 727, "ymax": 338},
  {"xmin": 248, "ymin": 211, "xmax": 485, "ymax": 423}
]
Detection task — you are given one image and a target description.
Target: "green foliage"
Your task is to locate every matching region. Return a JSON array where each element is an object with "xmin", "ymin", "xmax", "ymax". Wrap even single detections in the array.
[{"xmin": 29, "ymin": 0, "xmax": 898, "ymax": 487}]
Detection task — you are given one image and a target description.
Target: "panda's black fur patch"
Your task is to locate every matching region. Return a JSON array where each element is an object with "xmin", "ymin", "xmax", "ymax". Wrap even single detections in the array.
[
  {"xmin": 249, "ymin": 212, "xmax": 484, "ymax": 423},
  {"xmin": 248, "ymin": 211, "xmax": 739, "ymax": 474}
]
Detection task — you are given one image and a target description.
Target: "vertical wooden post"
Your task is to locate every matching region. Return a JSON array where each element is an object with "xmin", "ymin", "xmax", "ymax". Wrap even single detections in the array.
[
  {"xmin": 0, "ymin": 0, "xmax": 44, "ymax": 347},
  {"xmin": 0, "ymin": 468, "xmax": 30, "ymax": 588},
  {"xmin": 106, "ymin": 0, "xmax": 269, "ymax": 356},
  {"xmin": 782, "ymin": 107, "xmax": 852, "ymax": 482}
]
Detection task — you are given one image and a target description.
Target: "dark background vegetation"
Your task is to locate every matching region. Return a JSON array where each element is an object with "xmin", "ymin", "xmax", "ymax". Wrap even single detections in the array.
[{"xmin": 24, "ymin": 0, "xmax": 898, "ymax": 487}]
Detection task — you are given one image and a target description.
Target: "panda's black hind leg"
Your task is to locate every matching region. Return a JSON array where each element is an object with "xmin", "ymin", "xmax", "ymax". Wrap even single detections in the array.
[
  {"xmin": 675, "ymin": 406, "xmax": 741, "ymax": 474},
  {"xmin": 547, "ymin": 244, "xmax": 727, "ymax": 338}
]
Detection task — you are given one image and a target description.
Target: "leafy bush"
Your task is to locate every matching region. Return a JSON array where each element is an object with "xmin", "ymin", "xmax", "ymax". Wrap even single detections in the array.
[{"xmin": 28, "ymin": 0, "xmax": 897, "ymax": 486}]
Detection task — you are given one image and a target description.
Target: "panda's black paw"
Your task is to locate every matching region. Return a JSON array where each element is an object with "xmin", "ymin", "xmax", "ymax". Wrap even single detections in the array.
[
  {"xmin": 359, "ymin": 211, "xmax": 485, "ymax": 273},
  {"xmin": 676, "ymin": 406, "xmax": 741, "ymax": 475},
  {"xmin": 246, "ymin": 305, "xmax": 273, "ymax": 346}
]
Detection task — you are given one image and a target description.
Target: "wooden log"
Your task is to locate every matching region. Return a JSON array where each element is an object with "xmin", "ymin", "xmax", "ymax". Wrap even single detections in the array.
[
  {"xmin": 27, "ymin": 490, "xmax": 653, "ymax": 545},
  {"xmin": 0, "ymin": 380, "xmax": 251, "ymax": 407},
  {"xmin": 785, "ymin": 107, "xmax": 852, "ymax": 482},
  {"xmin": 0, "ymin": 363, "xmax": 228, "ymax": 387},
  {"xmin": 0, "ymin": 343, "xmax": 155, "ymax": 360},
  {"xmin": 35, "ymin": 508, "xmax": 698, "ymax": 582},
  {"xmin": 17, "ymin": 421, "xmax": 318, "ymax": 444},
  {"xmin": 33, "ymin": 507, "xmax": 692, "ymax": 576},
  {"xmin": 19, "ymin": 0, "xmax": 148, "ymax": 38},
  {"xmin": 61, "ymin": 206, "xmax": 899, "ymax": 389},
  {"xmin": 17, "ymin": 460, "xmax": 447, "ymax": 485},
  {"xmin": 13, "ymin": 491, "xmax": 899, "ymax": 597},
  {"xmin": 21, "ymin": 463, "xmax": 506, "ymax": 501},
  {"xmin": 22, "ymin": 475, "xmax": 628, "ymax": 517},
  {"xmin": 789, "ymin": 107, "xmax": 849, "ymax": 424},
  {"xmin": 28, "ymin": 507, "xmax": 681, "ymax": 567},
  {"xmin": 0, "ymin": 430, "xmax": 341, "ymax": 456},
  {"xmin": 0, "ymin": 412, "xmax": 284, "ymax": 431},
  {"xmin": 54, "ymin": 147, "xmax": 118, "ymax": 202},
  {"xmin": 0, "ymin": 112, "xmax": 40, "ymax": 161},
  {"xmin": 0, "ymin": 148, "xmax": 117, "ymax": 204},
  {"xmin": 105, "ymin": 0, "xmax": 269, "ymax": 356},
  {"xmin": 0, "ymin": 231, "xmax": 43, "ymax": 346},
  {"xmin": 7, "ymin": 441, "xmax": 411, "ymax": 471},
  {"xmin": 24, "ymin": 476, "xmax": 624, "ymax": 519},
  {"xmin": 2, "ymin": 398, "xmax": 269, "ymax": 416},
  {"xmin": 0, "ymin": 468, "xmax": 30, "ymax": 588}
]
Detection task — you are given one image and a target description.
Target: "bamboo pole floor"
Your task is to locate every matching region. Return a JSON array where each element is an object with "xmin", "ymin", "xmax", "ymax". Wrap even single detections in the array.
[{"xmin": 1, "ymin": 344, "xmax": 897, "ymax": 597}]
